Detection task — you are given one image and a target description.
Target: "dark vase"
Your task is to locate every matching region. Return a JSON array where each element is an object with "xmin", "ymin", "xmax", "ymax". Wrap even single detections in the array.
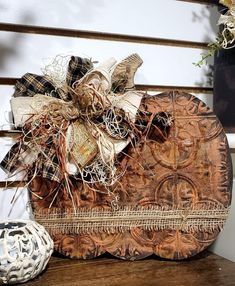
[{"xmin": 213, "ymin": 47, "xmax": 235, "ymax": 133}]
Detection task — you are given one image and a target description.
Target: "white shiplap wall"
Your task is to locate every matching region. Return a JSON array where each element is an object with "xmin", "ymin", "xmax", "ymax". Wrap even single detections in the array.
[
  {"xmin": 0, "ymin": 0, "xmax": 234, "ymax": 261},
  {"xmin": 0, "ymin": 0, "xmax": 218, "ymax": 41}
]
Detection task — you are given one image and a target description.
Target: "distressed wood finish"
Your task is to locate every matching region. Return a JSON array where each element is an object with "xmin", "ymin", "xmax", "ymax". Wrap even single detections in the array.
[{"xmin": 30, "ymin": 92, "xmax": 232, "ymax": 260}]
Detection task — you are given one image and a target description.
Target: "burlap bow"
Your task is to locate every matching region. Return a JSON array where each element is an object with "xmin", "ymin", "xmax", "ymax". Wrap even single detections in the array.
[{"xmin": 1, "ymin": 54, "xmax": 144, "ymax": 186}]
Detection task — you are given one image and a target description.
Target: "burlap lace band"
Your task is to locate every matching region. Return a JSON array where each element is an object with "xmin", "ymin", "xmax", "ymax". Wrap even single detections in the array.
[{"xmin": 34, "ymin": 205, "xmax": 230, "ymax": 235}]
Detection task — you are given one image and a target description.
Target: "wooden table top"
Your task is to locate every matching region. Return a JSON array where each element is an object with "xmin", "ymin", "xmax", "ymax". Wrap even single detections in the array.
[{"xmin": 23, "ymin": 251, "xmax": 235, "ymax": 286}]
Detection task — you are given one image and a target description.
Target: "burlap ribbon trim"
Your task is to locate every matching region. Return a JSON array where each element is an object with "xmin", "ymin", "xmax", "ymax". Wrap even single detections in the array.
[{"xmin": 34, "ymin": 206, "xmax": 230, "ymax": 235}]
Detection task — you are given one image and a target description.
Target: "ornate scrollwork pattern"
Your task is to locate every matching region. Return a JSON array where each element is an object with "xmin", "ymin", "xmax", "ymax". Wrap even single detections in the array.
[{"xmin": 31, "ymin": 91, "xmax": 232, "ymax": 260}]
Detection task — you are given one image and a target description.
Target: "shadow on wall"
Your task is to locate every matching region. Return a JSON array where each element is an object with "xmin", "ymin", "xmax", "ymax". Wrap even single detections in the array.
[
  {"xmin": 0, "ymin": 13, "xmax": 35, "ymax": 73},
  {"xmin": 61, "ymin": 0, "xmax": 105, "ymax": 24},
  {"xmin": 192, "ymin": 4, "xmax": 219, "ymax": 87},
  {"xmin": 0, "ymin": 0, "xmax": 106, "ymax": 73}
]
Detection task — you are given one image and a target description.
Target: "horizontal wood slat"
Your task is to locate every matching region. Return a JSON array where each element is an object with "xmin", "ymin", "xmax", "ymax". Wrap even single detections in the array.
[
  {"xmin": 178, "ymin": 0, "xmax": 218, "ymax": 4},
  {"xmin": 0, "ymin": 77, "xmax": 213, "ymax": 94},
  {"xmin": 0, "ymin": 181, "xmax": 26, "ymax": 188},
  {"xmin": 0, "ymin": 23, "xmax": 209, "ymax": 49},
  {"xmin": 136, "ymin": 85, "xmax": 213, "ymax": 94},
  {"xmin": 0, "ymin": 130, "xmax": 22, "ymax": 138},
  {"xmin": 0, "ymin": 77, "xmax": 17, "ymax": 85}
]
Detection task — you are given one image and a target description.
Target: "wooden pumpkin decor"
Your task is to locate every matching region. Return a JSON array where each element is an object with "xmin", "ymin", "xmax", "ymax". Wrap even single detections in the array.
[
  {"xmin": 30, "ymin": 91, "xmax": 232, "ymax": 260},
  {"xmin": 0, "ymin": 54, "xmax": 232, "ymax": 261}
]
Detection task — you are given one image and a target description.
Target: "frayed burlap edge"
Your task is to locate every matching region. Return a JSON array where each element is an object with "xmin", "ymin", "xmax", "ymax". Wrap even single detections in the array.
[{"xmin": 34, "ymin": 204, "xmax": 230, "ymax": 235}]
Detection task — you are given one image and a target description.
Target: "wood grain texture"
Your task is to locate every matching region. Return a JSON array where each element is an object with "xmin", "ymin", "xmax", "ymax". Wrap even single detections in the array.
[
  {"xmin": 30, "ymin": 92, "xmax": 232, "ymax": 260},
  {"xmin": 21, "ymin": 252, "xmax": 235, "ymax": 286},
  {"xmin": 0, "ymin": 23, "xmax": 208, "ymax": 49}
]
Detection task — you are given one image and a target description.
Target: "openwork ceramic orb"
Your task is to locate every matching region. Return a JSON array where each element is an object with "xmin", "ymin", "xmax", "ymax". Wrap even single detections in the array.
[{"xmin": 0, "ymin": 220, "xmax": 53, "ymax": 284}]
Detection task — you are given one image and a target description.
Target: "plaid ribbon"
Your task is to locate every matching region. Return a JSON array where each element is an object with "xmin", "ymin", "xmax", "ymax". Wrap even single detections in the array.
[
  {"xmin": 0, "ymin": 142, "xmax": 27, "ymax": 174},
  {"xmin": 1, "ymin": 56, "xmax": 93, "ymax": 183},
  {"xmin": 39, "ymin": 153, "xmax": 61, "ymax": 183},
  {"xmin": 13, "ymin": 56, "xmax": 93, "ymax": 99},
  {"xmin": 37, "ymin": 141, "xmax": 62, "ymax": 183},
  {"xmin": 13, "ymin": 73, "xmax": 63, "ymax": 98},
  {"xmin": 1, "ymin": 139, "xmax": 62, "ymax": 183},
  {"xmin": 66, "ymin": 56, "xmax": 93, "ymax": 87}
]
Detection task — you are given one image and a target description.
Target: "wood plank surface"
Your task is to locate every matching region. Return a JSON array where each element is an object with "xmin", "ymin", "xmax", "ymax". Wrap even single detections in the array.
[{"xmin": 22, "ymin": 252, "xmax": 235, "ymax": 286}]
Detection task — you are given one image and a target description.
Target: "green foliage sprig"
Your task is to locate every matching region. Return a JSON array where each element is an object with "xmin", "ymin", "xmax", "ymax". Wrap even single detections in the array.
[{"xmin": 193, "ymin": 35, "xmax": 223, "ymax": 68}]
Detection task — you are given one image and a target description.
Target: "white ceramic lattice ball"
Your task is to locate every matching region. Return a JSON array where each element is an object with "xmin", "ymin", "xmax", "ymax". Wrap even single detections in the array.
[{"xmin": 0, "ymin": 220, "xmax": 53, "ymax": 284}]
